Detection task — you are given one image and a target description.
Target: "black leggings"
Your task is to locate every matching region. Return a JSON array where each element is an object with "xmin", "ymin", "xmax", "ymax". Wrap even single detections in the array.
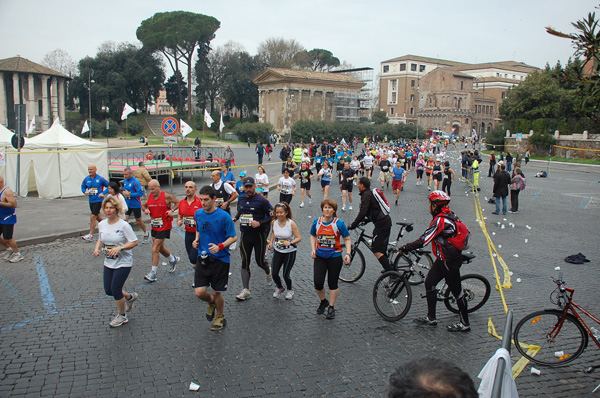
[
  {"xmin": 240, "ymin": 230, "xmax": 270, "ymax": 289},
  {"xmin": 442, "ymin": 178, "xmax": 452, "ymax": 196},
  {"xmin": 416, "ymin": 169, "xmax": 424, "ymax": 179},
  {"xmin": 103, "ymin": 266, "xmax": 131, "ymax": 301},
  {"xmin": 424, "ymin": 258, "xmax": 469, "ymax": 325},
  {"xmin": 185, "ymin": 231, "xmax": 198, "ymax": 265},
  {"xmin": 272, "ymin": 250, "xmax": 297, "ymax": 290},
  {"xmin": 313, "ymin": 255, "xmax": 343, "ymax": 291}
]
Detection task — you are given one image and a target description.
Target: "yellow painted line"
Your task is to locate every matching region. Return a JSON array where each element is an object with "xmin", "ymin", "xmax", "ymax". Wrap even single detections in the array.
[{"xmin": 554, "ymin": 144, "xmax": 600, "ymax": 152}]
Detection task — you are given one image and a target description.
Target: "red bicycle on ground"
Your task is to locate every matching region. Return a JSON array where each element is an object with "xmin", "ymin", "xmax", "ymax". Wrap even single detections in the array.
[{"xmin": 513, "ymin": 273, "xmax": 600, "ymax": 369}]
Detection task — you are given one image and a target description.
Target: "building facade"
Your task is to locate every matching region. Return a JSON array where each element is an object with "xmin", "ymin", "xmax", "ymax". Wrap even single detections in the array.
[
  {"xmin": 0, "ymin": 56, "xmax": 69, "ymax": 133},
  {"xmin": 152, "ymin": 90, "xmax": 176, "ymax": 115},
  {"xmin": 379, "ymin": 55, "xmax": 538, "ymax": 136},
  {"xmin": 253, "ymin": 68, "xmax": 365, "ymax": 134}
]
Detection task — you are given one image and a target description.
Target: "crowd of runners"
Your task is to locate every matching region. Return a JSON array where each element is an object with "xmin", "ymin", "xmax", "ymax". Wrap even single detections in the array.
[{"xmin": 83, "ymin": 135, "xmax": 488, "ymax": 332}]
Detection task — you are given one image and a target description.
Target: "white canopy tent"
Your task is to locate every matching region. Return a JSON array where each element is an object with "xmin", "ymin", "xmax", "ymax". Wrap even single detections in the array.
[
  {"xmin": 3, "ymin": 118, "xmax": 109, "ymax": 198},
  {"xmin": 0, "ymin": 123, "xmax": 14, "ymax": 146}
]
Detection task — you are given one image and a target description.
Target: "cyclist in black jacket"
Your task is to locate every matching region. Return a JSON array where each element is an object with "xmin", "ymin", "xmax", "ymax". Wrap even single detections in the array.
[
  {"xmin": 401, "ymin": 190, "xmax": 470, "ymax": 332},
  {"xmin": 349, "ymin": 177, "xmax": 393, "ymax": 272}
]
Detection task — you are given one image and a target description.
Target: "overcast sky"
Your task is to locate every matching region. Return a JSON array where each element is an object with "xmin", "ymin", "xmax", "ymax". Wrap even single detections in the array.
[{"xmin": 1, "ymin": 0, "xmax": 598, "ymax": 75}]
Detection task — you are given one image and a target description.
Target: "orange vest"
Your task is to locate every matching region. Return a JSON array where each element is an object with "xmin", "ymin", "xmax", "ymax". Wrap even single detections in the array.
[{"xmin": 316, "ymin": 217, "xmax": 342, "ymax": 252}]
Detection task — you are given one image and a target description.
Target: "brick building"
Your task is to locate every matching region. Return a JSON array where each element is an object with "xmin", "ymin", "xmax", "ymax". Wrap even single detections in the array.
[
  {"xmin": 253, "ymin": 68, "xmax": 365, "ymax": 134},
  {"xmin": 379, "ymin": 55, "xmax": 538, "ymax": 136}
]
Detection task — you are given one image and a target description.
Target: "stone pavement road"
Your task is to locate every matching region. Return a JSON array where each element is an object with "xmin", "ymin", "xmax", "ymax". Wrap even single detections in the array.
[{"xmin": 0, "ymin": 147, "xmax": 599, "ymax": 397}]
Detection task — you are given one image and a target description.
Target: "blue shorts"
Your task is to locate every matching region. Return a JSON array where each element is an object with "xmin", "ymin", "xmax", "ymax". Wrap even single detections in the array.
[{"xmin": 321, "ymin": 179, "xmax": 331, "ymax": 189}]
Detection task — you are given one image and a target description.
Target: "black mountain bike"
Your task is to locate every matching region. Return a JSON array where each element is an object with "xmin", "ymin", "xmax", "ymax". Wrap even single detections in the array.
[
  {"xmin": 339, "ymin": 222, "xmax": 433, "ymax": 283},
  {"xmin": 373, "ymin": 252, "xmax": 491, "ymax": 322}
]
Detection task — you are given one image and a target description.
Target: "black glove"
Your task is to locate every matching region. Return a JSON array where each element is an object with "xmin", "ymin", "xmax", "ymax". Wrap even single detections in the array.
[{"xmin": 348, "ymin": 225, "xmax": 355, "ymax": 231}]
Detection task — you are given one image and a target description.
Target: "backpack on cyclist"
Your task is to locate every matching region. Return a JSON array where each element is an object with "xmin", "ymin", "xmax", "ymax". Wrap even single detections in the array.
[
  {"xmin": 372, "ymin": 188, "xmax": 390, "ymax": 216},
  {"xmin": 441, "ymin": 212, "xmax": 471, "ymax": 251}
]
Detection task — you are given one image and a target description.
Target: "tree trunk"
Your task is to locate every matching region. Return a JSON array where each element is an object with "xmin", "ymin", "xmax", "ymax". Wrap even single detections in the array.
[{"xmin": 187, "ymin": 52, "xmax": 194, "ymax": 122}]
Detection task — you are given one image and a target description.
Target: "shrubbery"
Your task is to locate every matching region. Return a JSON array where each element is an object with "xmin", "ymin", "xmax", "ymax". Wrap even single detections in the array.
[
  {"xmin": 232, "ymin": 122, "xmax": 275, "ymax": 143},
  {"xmin": 290, "ymin": 120, "xmax": 426, "ymax": 143}
]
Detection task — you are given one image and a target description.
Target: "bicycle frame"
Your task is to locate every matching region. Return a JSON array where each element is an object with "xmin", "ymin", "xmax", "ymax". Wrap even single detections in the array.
[{"xmin": 557, "ymin": 284, "xmax": 600, "ymax": 350}]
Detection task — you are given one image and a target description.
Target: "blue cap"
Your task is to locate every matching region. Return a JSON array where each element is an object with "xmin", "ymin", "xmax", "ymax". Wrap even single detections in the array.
[{"xmin": 240, "ymin": 171, "xmax": 247, "ymax": 177}]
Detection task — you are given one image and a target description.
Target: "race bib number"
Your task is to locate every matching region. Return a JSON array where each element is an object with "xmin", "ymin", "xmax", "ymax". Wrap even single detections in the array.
[
  {"xmin": 151, "ymin": 217, "xmax": 163, "ymax": 228},
  {"xmin": 183, "ymin": 216, "xmax": 195, "ymax": 227},
  {"xmin": 240, "ymin": 214, "xmax": 253, "ymax": 226},
  {"xmin": 216, "ymin": 197, "xmax": 224, "ymax": 204},
  {"xmin": 89, "ymin": 188, "xmax": 98, "ymax": 195},
  {"xmin": 102, "ymin": 244, "xmax": 117, "ymax": 258},
  {"xmin": 281, "ymin": 184, "xmax": 292, "ymax": 194},
  {"xmin": 317, "ymin": 234, "xmax": 336, "ymax": 249},
  {"xmin": 382, "ymin": 166, "xmax": 389, "ymax": 172},
  {"xmin": 274, "ymin": 238, "xmax": 288, "ymax": 250}
]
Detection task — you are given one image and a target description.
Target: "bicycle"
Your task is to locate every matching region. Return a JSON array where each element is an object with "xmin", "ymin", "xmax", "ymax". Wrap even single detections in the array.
[
  {"xmin": 513, "ymin": 273, "xmax": 600, "ymax": 368},
  {"xmin": 372, "ymin": 252, "xmax": 491, "ymax": 322},
  {"xmin": 339, "ymin": 221, "xmax": 432, "ymax": 283}
]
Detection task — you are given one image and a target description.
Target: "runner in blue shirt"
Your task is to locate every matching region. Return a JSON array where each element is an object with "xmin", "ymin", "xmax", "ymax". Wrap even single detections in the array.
[
  {"xmin": 391, "ymin": 161, "xmax": 407, "ymax": 206},
  {"xmin": 122, "ymin": 167, "xmax": 149, "ymax": 243},
  {"xmin": 193, "ymin": 185, "xmax": 237, "ymax": 331},
  {"xmin": 81, "ymin": 165, "xmax": 109, "ymax": 241},
  {"xmin": 221, "ymin": 165, "xmax": 236, "ymax": 185}
]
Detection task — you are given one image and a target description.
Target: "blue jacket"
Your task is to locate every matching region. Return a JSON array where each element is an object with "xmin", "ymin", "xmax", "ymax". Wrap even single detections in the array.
[
  {"xmin": 81, "ymin": 174, "xmax": 109, "ymax": 203},
  {"xmin": 123, "ymin": 177, "xmax": 143, "ymax": 209}
]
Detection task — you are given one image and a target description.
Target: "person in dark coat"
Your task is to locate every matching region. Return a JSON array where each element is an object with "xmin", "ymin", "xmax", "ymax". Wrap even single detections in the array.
[{"xmin": 492, "ymin": 163, "xmax": 511, "ymax": 215}]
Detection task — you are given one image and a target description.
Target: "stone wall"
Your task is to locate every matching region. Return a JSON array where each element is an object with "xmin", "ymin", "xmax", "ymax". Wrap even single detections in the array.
[{"xmin": 504, "ymin": 130, "xmax": 600, "ymax": 159}]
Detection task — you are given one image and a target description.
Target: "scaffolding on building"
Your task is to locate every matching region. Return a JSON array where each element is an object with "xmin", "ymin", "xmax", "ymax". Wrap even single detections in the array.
[{"xmin": 331, "ymin": 67, "xmax": 374, "ymax": 121}]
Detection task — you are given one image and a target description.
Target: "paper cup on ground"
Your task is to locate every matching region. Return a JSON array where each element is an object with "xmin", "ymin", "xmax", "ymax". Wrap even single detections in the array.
[{"xmin": 531, "ymin": 367, "xmax": 541, "ymax": 375}]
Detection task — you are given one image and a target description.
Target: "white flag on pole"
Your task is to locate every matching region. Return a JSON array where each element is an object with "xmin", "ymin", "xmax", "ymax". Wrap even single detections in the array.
[
  {"xmin": 81, "ymin": 120, "xmax": 90, "ymax": 135},
  {"xmin": 121, "ymin": 103, "xmax": 135, "ymax": 120},
  {"xmin": 204, "ymin": 109, "xmax": 214, "ymax": 128},
  {"xmin": 219, "ymin": 112, "xmax": 225, "ymax": 133},
  {"xmin": 180, "ymin": 119, "xmax": 193, "ymax": 137},
  {"xmin": 27, "ymin": 116, "xmax": 36, "ymax": 136}
]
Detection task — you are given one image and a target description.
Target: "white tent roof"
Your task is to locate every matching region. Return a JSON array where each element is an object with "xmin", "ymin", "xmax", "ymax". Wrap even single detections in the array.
[
  {"xmin": 0, "ymin": 124, "xmax": 14, "ymax": 146},
  {"xmin": 24, "ymin": 118, "xmax": 107, "ymax": 149}
]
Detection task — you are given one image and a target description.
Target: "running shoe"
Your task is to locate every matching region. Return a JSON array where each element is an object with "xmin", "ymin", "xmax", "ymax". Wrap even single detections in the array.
[
  {"xmin": 309, "ymin": 198, "xmax": 312, "ymax": 205},
  {"xmin": 326, "ymin": 306, "xmax": 336, "ymax": 319},
  {"xmin": 236, "ymin": 289, "xmax": 251, "ymax": 301},
  {"xmin": 109, "ymin": 314, "xmax": 128, "ymax": 328},
  {"xmin": 82, "ymin": 234, "xmax": 94, "ymax": 242},
  {"xmin": 273, "ymin": 287, "xmax": 285, "ymax": 298},
  {"xmin": 266, "ymin": 272, "xmax": 274, "ymax": 286},
  {"xmin": 342, "ymin": 206, "xmax": 346, "ymax": 212},
  {"xmin": 3, "ymin": 248, "xmax": 13, "ymax": 260},
  {"xmin": 142, "ymin": 232, "xmax": 150, "ymax": 244},
  {"xmin": 317, "ymin": 299, "xmax": 329, "ymax": 315},
  {"xmin": 414, "ymin": 316, "xmax": 438, "ymax": 326},
  {"xmin": 299, "ymin": 202, "xmax": 304, "ymax": 208},
  {"xmin": 168, "ymin": 256, "xmax": 180, "ymax": 273},
  {"xmin": 211, "ymin": 314, "xmax": 226, "ymax": 331},
  {"xmin": 447, "ymin": 322, "xmax": 471, "ymax": 332},
  {"xmin": 144, "ymin": 270, "xmax": 157, "ymax": 282},
  {"xmin": 125, "ymin": 292, "xmax": 138, "ymax": 312},
  {"xmin": 206, "ymin": 302, "xmax": 216, "ymax": 321},
  {"xmin": 395, "ymin": 200, "xmax": 398, "ymax": 206},
  {"xmin": 285, "ymin": 289, "xmax": 295, "ymax": 300},
  {"xmin": 9, "ymin": 253, "xmax": 24, "ymax": 263},
  {"xmin": 349, "ymin": 205, "xmax": 352, "ymax": 210}
]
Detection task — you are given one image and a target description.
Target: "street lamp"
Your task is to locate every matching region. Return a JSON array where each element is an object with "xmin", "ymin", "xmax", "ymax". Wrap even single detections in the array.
[{"xmin": 88, "ymin": 69, "xmax": 95, "ymax": 141}]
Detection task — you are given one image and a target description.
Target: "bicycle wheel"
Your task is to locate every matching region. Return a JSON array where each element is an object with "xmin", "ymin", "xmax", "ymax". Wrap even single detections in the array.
[
  {"xmin": 514, "ymin": 309, "xmax": 587, "ymax": 366},
  {"xmin": 339, "ymin": 248, "xmax": 366, "ymax": 283},
  {"xmin": 373, "ymin": 271, "xmax": 412, "ymax": 322},
  {"xmin": 444, "ymin": 274, "xmax": 491, "ymax": 313},
  {"xmin": 393, "ymin": 253, "xmax": 425, "ymax": 285}
]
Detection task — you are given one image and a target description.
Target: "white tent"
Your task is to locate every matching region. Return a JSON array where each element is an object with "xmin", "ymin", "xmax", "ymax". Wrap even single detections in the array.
[
  {"xmin": 3, "ymin": 118, "xmax": 109, "ymax": 198},
  {"xmin": 0, "ymin": 124, "xmax": 14, "ymax": 146}
]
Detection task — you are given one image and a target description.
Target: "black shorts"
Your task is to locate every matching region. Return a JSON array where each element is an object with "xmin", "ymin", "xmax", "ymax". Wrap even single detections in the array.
[
  {"xmin": 341, "ymin": 182, "xmax": 353, "ymax": 192},
  {"xmin": 300, "ymin": 182, "xmax": 311, "ymax": 190},
  {"xmin": 372, "ymin": 217, "xmax": 392, "ymax": 254},
  {"xmin": 125, "ymin": 207, "xmax": 142, "ymax": 219},
  {"xmin": 433, "ymin": 173, "xmax": 443, "ymax": 181},
  {"xmin": 0, "ymin": 224, "xmax": 14, "ymax": 240},
  {"xmin": 151, "ymin": 229, "xmax": 171, "ymax": 240},
  {"xmin": 89, "ymin": 202, "xmax": 102, "ymax": 216},
  {"xmin": 195, "ymin": 258, "xmax": 230, "ymax": 292}
]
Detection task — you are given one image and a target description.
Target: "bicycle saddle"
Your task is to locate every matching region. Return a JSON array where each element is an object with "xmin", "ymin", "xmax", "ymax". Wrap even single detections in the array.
[{"xmin": 462, "ymin": 252, "xmax": 476, "ymax": 263}]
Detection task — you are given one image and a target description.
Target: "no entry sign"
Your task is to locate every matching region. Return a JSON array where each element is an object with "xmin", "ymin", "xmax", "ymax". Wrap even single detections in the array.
[{"xmin": 162, "ymin": 117, "xmax": 179, "ymax": 136}]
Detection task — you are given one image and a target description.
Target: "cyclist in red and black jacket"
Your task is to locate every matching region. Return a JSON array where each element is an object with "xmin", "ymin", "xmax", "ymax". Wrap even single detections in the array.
[{"xmin": 401, "ymin": 190, "xmax": 470, "ymax": 332}]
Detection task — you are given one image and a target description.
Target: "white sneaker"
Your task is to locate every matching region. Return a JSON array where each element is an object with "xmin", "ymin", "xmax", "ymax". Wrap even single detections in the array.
[
  {"xmin": 273, "ymin": 287, "xmax": 285, "ymax": 298},
  {"xmin": 109, "ymin": 314, "xmax": 128, "ymax": 328},
  {"xmin": 8, "ymin": 252, "xmax": 23, "ymax": 263},
  {"xmin": 309, "ymin": 198, "xmax": 312, "ymax": 205},
  {"xmin": 342, "ymin": 206, "xmax": 346, "ymax": 212},
  {"xmin": 236, "ymin": 288, "xmax": 252, "ymax": 301},
  {"xmin": 285, "ymin": 289, "xmax": 295, "ymax": 300},
  {"xmin": 142, "ymin": 232, "xmax": 150, "ymax": 244},
  {"xmin": 3, "ymin": 248, "xmax": 13, "ymax": 260},
  {"xmin": 349, "ymin": 205, "xmax": 352, "ymax": 210},
  {"xmin": 82, "ymin": 234, "xmax": 94, "ymax": 242},
  {"xmin": 299, "ymin": 202, "xmax": 304, "ymax": 208},
  {"xmin": 144, "ymin": 270, "xmax": 157, "ymax": 282}
]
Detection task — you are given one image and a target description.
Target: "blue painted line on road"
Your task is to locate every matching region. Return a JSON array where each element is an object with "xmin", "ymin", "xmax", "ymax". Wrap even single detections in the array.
[
  {"xmin": 555, "ymin": 178, "xmax": 563, "ymax": 184},
  {"xmin": 0, "ymin": 268, "xmax": 194, "ymax": 333},
  {"xmin": 35, "ymin": 253, "xmax": 56, "ymax": 312},
  {"xmin": 530, "ymin": 189, "xmax": 543, "ymax": 201},
  {"xmin": 579, "ymin": 197, "xmax": 590, "ymax": 209},
  {"xmin": 173, "ymin": 225, "xmax": 185, "ymax": 239}
]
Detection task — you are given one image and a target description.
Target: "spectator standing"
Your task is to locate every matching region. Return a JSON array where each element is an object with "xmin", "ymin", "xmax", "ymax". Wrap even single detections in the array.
[
  {"xmin": 509, "ymin": 167, "xmax": 524, "ymax": 213},
  {"xmin": 505, "ymin": 152, "xmax": 513, "ymax": 172},
  {"xmin": 492, "ymin": 164, "xmax": 511, "ymax": 215},
  {"xmin": 224, "ymin": 146, "xmax": 234, "ymax": 168},
  {"xmin": 256, "ymin": 141, "xmax": 265, "ymax": 165},
  {"xmin": 133, "ymin": 162, "xmax": 152, "ymax": 194}
]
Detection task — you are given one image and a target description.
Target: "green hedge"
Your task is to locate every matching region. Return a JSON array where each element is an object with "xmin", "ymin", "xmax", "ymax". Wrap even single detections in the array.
[
  {"xmin": 232, "ymin": 122, "xmax": 275, "ymax": 144},
  {"xmin": 290, "ymin": 120, "xmax": 425, "ymax": 143}
]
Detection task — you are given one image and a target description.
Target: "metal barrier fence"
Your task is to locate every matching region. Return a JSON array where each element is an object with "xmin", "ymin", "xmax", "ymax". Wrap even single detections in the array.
[{"xmin": 491, "ymin": 309, "xmax": 513, "ymax": 398}]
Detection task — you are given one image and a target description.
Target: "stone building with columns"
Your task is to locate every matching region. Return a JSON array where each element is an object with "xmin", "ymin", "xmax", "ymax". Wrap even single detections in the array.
[
  {"xmin": 253, "ymin": 68, "xmax": 365, "ymax": 134},
  {"xmin": 0, "ymin": 56, "xmax": 69, "ymax": 133}
]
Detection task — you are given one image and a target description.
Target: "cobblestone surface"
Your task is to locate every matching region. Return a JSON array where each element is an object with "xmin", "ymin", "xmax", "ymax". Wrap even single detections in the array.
[{"xmin": 0, "ymin": 147, "xmax": 599, "ymax": 397}]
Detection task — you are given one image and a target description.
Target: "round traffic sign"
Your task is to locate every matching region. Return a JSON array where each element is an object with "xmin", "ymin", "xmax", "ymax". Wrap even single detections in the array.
[
  {"xmin": 11, "ymin": 134, "xmax": 25, "ymax": 149},
  {"xmin": 162, "ymin": 117, "xmax": 179, "ymax": 136}
]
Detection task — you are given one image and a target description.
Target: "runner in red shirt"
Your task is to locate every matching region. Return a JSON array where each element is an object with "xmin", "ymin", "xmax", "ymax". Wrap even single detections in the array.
[
  {"xmin": 177, "ymin": 181, "xmax": 202, "ymax": 265},
  {"xmin": 141, "ymin": 180, "xmax": 180, "ymax": 282}
]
